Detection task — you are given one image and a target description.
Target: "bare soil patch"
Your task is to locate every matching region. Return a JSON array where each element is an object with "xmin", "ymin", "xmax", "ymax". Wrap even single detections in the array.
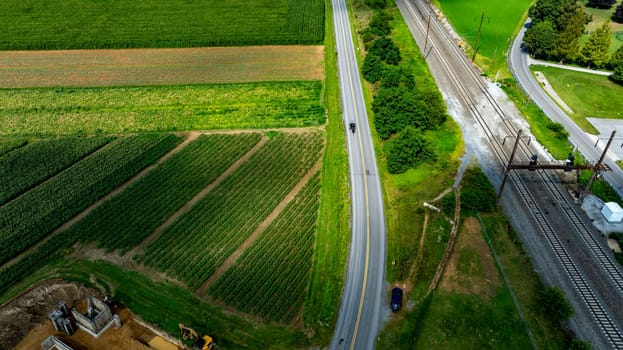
[
  {"xmin": 1, "ymin": 280, "xmax": 180, "ymax": 350},
  {"xmin": 440, "ymin": 217, "xmax": 501, "ymax": 297},
  {"xmin": 0, "ymin": 46, "xmax": 324, "ymax": 88}
]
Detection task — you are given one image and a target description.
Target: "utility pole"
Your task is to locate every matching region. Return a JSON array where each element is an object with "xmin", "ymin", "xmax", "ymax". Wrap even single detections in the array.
[
  {"xmin": 585, "ymin": 130, "xmax": 616, "ymax": 197},
  {"xmin": 472, "ymin": 12, "xmax": 485, "ymax": 62},
  {"xmin": 424, "ymin": 10, "xmax": 432, "ymax": 52},
  {"xmin": 498, "ymin": 130, "xmax": 522, "ymax": 200}
]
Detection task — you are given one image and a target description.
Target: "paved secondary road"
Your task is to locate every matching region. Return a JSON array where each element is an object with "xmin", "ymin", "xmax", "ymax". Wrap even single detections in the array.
[
  {"xmin": 330, "ymin": 0, "xmax": 387, "ymax": 349},
  {"xmin": 509, "ymin": 20, "xmax": 623, "ymax": 197}
]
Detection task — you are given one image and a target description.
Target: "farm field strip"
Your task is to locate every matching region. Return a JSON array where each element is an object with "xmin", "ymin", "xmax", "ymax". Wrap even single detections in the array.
[
  {"xmin": 0, "ymin": 138, "xmax": 26, "ymax": 157},
  {"xmin": 139, "ymin": 132, "xmax": 324, "ymax": 290},
  {"xmin": 63, "ymin": 133, "xmax": 263, "ymax": 254},
  {"xmin": 0, "ymin": 82, "xmax": 325, "ymax": 135},
  {"xmin": 0, "ymin": 134, "xmax": 181, "ymax": 265},
  {"xmin": 0, "ymin": 0, "xmax": 324, "ymax": 50},
  {"xmin": 0, "ymin": 136, "xmax": 110, "ymax": 206},
  {"xmin": 0, "ymin": 46, "xmax": 325, "ymax": 88},
  {"xmin": 209, "ymin": 172, "xmax": 321, "ymax": 323}
]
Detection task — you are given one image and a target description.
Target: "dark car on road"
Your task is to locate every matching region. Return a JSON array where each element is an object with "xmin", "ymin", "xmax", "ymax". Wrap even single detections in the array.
[{"xmin": 391, "ymin": 287, "xmax": 403, "ymax": 312}]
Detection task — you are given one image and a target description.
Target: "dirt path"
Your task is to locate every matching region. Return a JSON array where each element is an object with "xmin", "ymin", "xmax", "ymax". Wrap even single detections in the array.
[
  {"xmin": 195, "ymin": 156, "xmax": 324, "ymax": 297},
  {"xmin": 406, "ymin": 211, "xmax": 429, "ymax": 285},
  {"xmin": 428, "ymin": 187, "xmax": 461, "ymax": 294},
  {"xmin": 123, "ymin": 135, "xmax": 269, "ymax": 262},
  {"xmin": 0, "ymin": 133, "xmax": 198, "ymax": 270}
]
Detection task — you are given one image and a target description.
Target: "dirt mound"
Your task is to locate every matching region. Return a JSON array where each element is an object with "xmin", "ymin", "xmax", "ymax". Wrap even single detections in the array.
[{"xmin": 0, "ymin": 280, "xmax": 91, "ymax": 349}]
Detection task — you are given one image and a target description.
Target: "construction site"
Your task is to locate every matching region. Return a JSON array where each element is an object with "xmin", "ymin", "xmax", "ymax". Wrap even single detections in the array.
[{"xmin": 0, "ymin": 280, "xmax": 183, "ymax": 350}]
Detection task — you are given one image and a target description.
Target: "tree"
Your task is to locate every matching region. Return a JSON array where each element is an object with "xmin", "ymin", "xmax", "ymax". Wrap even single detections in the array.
[
  {"xmin": 608, "ymin": 44, "xmax": 623, "ymax": 70},
  {"xmin": 380, "ymin": 65, "xmax": 415, "ymax": 89},
  {"xmin": 529, "ymin": 0, "xmax": 583, "ymax": 32},
  {"xmin": 524, "ymin": 20, "xmax": 559, "ymax": 60},
  {"xmin": 610, "ymin": 63, "xmax": 623, "ymax": 85},
  {"xmin": 539, "ymin": 287, "xmax": 574, "ymax": 323},
  {"xmin": 580, "ymin": 23, "xmax": 612, "ymax": 68},
  {"xmin": 372, "ymin": 87, "xmax": 419, "ymax": 139},
  {"xmin": 385, "ymin": 127, "xmax": 436, "ymax": 174},
  {"xmin": 613, "ymin": 2, "xmax": 623, "ymax": 23},
  {"xmin": 362, "ymin": 53, "xmax": 383, "ymax": 83},
  {"xmin": 586, "ymin": 0, "xmax": 616, "ymax": 9},
  {"xmin": 555, "ymin": 9, "xmax": 586, "ymax": 62},
  {"xmin": 368, "ymin": 10, "xmax": 392, "ymax": 36},
  {"xmin": 369, "ymin": 37, "xmax": 401, "ymax": 65},
  {"xmin": 364, "ymin": 0, "xmax": 386, "ymax": 10}
]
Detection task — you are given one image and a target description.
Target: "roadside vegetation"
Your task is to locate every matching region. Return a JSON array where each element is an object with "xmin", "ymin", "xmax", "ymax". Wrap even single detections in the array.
[
  {"xmin": 0, "ymin": 83, "xmax": 325, "ymax": 136},
  {"xmin": 0, "ymin": 0, "xmax": 324, "ymax": 49}
]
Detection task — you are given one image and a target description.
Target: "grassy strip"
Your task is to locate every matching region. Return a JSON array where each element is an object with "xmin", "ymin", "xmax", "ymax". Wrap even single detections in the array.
[
  {"xmin": 412, "ymin": 289, "xmax": 531, "ymax": 349},
  {"xmin": 7, "ymin": 259, "xmax": 309, "ymax": 349},
  {"xmin": 0, "ymin": 82, "xmax": 325, "ymax": 136},
  {"xmin": 435, "ymin": 0, "xmax": 532, "ymax": 75},
  {"xmin": 479, "ymin": 214, "xmax": 567, "ymax": 348},
  {"xmin": 0, "ymin": 0, "xmax": 324, "ymax": 50},
  {"xmin": 534, "ymin": 65, "xmax": 623, "ymax": 126},
  {"xmin": 498, "ymin": 78, "xmax": 573, "ymax": 159},
  {"xmin": 0, "ymin": 134, "xmax": 181, "ymax": 266},
  {"xmin": 0, "ymin": 136, "xmax": 110, "ymax": 205},
  {"xmin": 63, "ymin": 134, "xmax": 262, "ymax": 253},
  {"xmin": 140, "ymin": 132, "xmax": 324, "ymax": 290},
  {"xmin": 210, "ymin": 173, "xmax": 321, "ymax": 323},
  {"xmin": 0, "ymin": 138, "xmax": 27, "ymax": 157},
  {"xmin": 303, "ymin": 0, "xmax": 350, "ymax": 342}
]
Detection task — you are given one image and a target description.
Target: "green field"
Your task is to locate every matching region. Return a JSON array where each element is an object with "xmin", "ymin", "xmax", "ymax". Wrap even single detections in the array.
[
  {"xmin": 0, "ymin": 134, "xmax": 180, "ymax": 265},
  {"xmin": 534, "ymin": 66, "xmax": 623, "ymax": 127},
  {"xmin": 140, "ymin": 132, "xmax": 324, "ymax": 290},
  {"xmin": 0, "ymin": 138, "xmax": 26, "ymax": 157},
  {"xmin": 0, "ymin": 136, "xmax": 110, "ymax": 205},
  {"xmin": 0, "ymin": 0, "xmax": 324, "ymax": 50},
  {"xmin": 0, "ymin": 82, "xmax": 325, "ymax": 136},
  {"xmin": 64, "ymin": 133, "xmax": 262, "ymax": 253},
  {"xmin": 436, "ymin": 0, "xmax": 532, "ymax": 72},
  {"xmin": 210, "ymin": 172, "xmax": 321, "ymax": 323}
]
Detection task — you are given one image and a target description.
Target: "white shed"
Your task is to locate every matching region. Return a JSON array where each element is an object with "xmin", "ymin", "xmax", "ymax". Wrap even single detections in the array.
[{"xmin": 601, "ymin": 202, "xmax": 623, "ymax": 222}]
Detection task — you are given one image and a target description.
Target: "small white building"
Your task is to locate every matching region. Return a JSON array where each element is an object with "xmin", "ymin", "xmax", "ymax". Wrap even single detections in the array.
[{"xmin": 601, "ymin": 202, "xmax": 623, "ymax": 223}]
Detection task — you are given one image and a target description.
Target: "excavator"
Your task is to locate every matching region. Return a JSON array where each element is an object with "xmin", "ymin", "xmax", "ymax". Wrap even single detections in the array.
[{"xmin": 179, "ymin": 323, "xmax": 216, "ymax": 350}]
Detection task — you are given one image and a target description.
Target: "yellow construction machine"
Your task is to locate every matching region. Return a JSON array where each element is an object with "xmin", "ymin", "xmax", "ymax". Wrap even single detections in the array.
[{"xmin": 178, "ymin": 323, "xmax": 216, "ymax": 350}]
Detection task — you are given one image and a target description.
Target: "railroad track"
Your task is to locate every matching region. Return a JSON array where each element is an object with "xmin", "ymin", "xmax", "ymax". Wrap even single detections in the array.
[{"xmin": 399, "ymin": 0, "xmax": 623, "ymax": 347}]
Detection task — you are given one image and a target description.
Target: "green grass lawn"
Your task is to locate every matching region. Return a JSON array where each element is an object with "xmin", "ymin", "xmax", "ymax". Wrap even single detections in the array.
[
  {"xmin": 533, "ymin": 66, "xmax": 623, "ymax": 128},
  {"xmin": 0, "ymin": 0, "xmax": 324, "ymax": 49},
  {"xmin": 0, "ymin": 82, "xmax": 325, "ymax": 136},
  {"xmin": 436, "ymin": 0, "xmax": 532, "ymax": 73}
]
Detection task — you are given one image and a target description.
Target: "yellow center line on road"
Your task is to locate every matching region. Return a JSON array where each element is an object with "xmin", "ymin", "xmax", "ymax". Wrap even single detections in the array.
[{"xmin": 335, "ymin": 2, "xmax": 372, "ymax": 349}]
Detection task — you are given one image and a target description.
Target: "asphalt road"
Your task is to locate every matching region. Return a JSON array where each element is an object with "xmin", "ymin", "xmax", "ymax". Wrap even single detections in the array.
[
  {"xmin": 509, "ymin": 20, "xmax": 623, "ymax": 196},
  {"xmin": 329, "ymin": 0, "xmax": 387, "ymax": 349}
]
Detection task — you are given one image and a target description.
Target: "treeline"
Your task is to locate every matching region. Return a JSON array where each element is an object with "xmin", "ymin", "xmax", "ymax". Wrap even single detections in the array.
[
  {"xmin": 361, "ymin": 1, "xmax": 447, "ymax": 174},
  {"xmin": 524, "ymin": 0, "xmax": 623, "ymax": 84}
]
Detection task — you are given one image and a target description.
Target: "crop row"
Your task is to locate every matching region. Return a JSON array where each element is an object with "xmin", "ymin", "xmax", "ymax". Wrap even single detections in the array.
[
  {"xmin": 209, "ymin": 172, "xmax": 321, "ymax": 322},
  {"xmin": 0, "ymin": 0, "xmax": 324, "ymax": 50},
  {"xmin": 0, "ymin": 138, "xmax": 27, "ymax": 157},
  {"xmin": 0, "ymin": 82, "xmax": 324, "ymax": 136},
  {"xmin": 0, "ymin": 134, "xmax": 181, "ymax": 265},
  {"xmin": 0, "ymin": 136, "xmax": 110, "ymax": 205},
  {"xmin": 139, "ymin": 132, "xmax": 324, "ymax": 290},
  {"xmin": 64, "ymin": 133, "xmax": 262, "ymax": 253}
]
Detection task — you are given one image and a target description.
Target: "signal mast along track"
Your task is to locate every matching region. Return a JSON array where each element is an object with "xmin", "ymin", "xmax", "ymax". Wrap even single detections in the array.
[{"xmin": 397, "ymin": 0, "xmax": 623, "ymax": 348}]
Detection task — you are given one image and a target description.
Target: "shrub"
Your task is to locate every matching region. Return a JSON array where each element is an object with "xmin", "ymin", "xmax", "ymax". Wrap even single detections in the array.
[
  {"xmin": 363, "ymin": 53, "xmax": 384, "ymax": 83},
  {"xmin": 460, "ymin": 167, "xmax": 497, "ymax": 212},
  {"xmin": 538, "ymin": 287, "xmax": 574, "ymax": 324},
  {"xmin": 385, "ymin": 127, "xmax": 436, "ymax": 174}
]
